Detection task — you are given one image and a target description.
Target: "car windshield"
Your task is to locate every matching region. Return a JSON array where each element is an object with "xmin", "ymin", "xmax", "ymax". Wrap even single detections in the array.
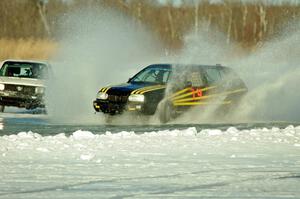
[
  {"xmin": 0, "ymin": 62, "xmax": 49, "ymax": 79},
  {"xmin": 129, "ymin": 67, "xmax": 171, "ymax": 84}
]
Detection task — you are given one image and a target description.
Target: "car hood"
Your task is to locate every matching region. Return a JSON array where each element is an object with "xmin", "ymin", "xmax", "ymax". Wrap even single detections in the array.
[
  {"xmin": 102, "ymin": 83, "xmax": 165, "ymax": 95},
  {"xmin": 0, "ymin": 76, "xmax": 44, "ymax": 87}
]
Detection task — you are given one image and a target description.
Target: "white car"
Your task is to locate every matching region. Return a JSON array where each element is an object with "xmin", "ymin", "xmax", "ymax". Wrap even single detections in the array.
[{"xmin": 0, "ymin": 60, "xmax": 51, "ymax": 112}]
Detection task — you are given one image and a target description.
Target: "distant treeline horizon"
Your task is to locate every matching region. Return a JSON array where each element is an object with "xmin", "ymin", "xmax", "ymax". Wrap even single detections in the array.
[{"xmin": 0, "ymin": 0, "xmax": 300, "ymax": 51}]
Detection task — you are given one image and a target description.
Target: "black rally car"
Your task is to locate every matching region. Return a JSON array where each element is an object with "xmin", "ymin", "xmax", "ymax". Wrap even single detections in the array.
[{"xmin": 93, "ymin": 64, "xmax": 247, "ymax": 123}]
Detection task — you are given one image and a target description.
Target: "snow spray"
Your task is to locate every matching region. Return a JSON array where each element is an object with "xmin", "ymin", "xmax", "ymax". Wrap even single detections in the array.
[{"xmin": 46, "ymin": 7, "xmax": 163, "ymax": 124}]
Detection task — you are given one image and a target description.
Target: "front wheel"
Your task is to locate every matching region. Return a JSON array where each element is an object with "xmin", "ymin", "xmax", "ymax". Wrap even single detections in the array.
[
  {"xmin": 0, "ymin": 105, "xmax": 5, "ymax": 112},
  {"xmin": 103, "ymin": 114, "xmax": 114, "ymax": 124},
  {"xmin": 158, "ymin": 100, "xmax": 175, "ymax": 123}
]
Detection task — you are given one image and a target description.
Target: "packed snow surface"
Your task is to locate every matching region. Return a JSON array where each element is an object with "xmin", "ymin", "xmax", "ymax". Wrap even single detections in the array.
[{"xmin": 1, "ymin": 125, "xmax": 300, "ymax": 198}]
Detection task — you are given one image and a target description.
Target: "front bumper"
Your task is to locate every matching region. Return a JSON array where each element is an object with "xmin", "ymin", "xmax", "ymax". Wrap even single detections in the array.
[
  {"xmin": 93, "ymin": 99, "xmax": 143, "ymax": 114},
  {"xmin": 0, "ymin": 91, "xmax": 45, "ymax": 109}
]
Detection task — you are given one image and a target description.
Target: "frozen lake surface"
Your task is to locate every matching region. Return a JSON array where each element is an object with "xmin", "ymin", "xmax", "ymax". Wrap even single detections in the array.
[{"xmin": 0, "ymin": 112, "xmax": 300, "ymax": 198}]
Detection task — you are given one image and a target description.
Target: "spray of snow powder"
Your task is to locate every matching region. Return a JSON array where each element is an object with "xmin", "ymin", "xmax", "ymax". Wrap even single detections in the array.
[
  {"xmin": 172, "ymin": 20, "xmax": 300, "ymax": 123},
  {"xmin": 46, "ymin": 7, "xmax": 300, "ymax": 124},
  {"xmin": 46, "ymin": 7, "xmax": 164, "ymax": 124}
]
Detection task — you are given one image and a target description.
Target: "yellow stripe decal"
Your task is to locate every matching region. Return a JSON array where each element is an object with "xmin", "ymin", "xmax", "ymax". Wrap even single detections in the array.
[
  {"xmin": 131, "ymin": 86, "xmax": 153, "ymax": 94},
  {"xmin": 131, "ymin": 85, "xmax": 164, "ymax": 94},
  {"xmin": 173, "ymin": 95, "xmax": 211, "ymax": 103},
  {"xmin": 139, "ymin": 85, "xmax": 166, "ymax": 94},
  {"xmin": 169, "ymin": 88, "xmax": 191, "ymax": 99},
  {"xmin": 202, "ymin": 86, "xmax": 218, "ymax": 92},
  {"xmin": 173, "ymin": 88, "xmax": 247, "ymax": 103},
  {"xmin": 104, "ymin": 87, "xmax": 111, "ymax": 93},
  {"xmin": 173, "ymin": 101, "xmax": 232, "ymax": 106},
  {"xmin": 135, "ymin": 85, "xmax": 162, "ymax": 94},
  {"xmin": 99, "ymin": 87, "xmax": 110, "ymax": 93},
  {"xmin": 133, "ymin": 85, "xmax": 157, "ymax": 94},
  {"xmin": 171, "ymin": 86, "xmax": 217, "ymax": 101}
]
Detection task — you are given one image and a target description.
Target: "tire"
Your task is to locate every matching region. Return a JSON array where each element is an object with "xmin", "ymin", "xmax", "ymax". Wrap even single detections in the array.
[
  {"xmin": 158, "ymin": 100, "xmax": 174, "ymax": 123},
  {"xmin": 214, "ymin": 94, "xmax": 244, "ymax": 118},
  {"xmin": 0, "ymin": 105, "xmax": 5, "ymax": 112},
  {"xmin": 104, "ymin": 114, "xmax": 113, "ymax": 124}
]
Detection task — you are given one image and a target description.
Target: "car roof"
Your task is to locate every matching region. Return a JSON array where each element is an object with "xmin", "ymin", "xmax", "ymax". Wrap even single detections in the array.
[
  {"xmin": 146, "ymin": 63, "xmax": 230, "ymax": 70},
  {"xmin": 1, "ymin": 59, "xmax": 49, "ymax": 66}
]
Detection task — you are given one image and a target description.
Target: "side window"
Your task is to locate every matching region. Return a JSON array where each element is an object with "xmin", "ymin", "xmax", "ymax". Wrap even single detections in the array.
[
  {"xmin": 161, "ymin": 70, "xmax": 171, "ymax": 83},
  {"xmin": 205, "ymin": 68, "xmax": 222, "ymax": 84},
  {"xmin": 6, "ymin": 66, "xmax": 21, "ymax": 77},
  {"xmin": 131, "ymin": 68, "xmax": 171, "ymax": 83},
  {"xmin": 132, "ymin": 68, "xmax": 155, "ymax": 82},
  {"xmin": 0, "ymin": 64, "xmax": 5, "ymax": 76},
  {"xmin": 143, "ymin": 69, "xmax": 157, "ymax": 82},
  {"xmin": 220, "ymin": 68, "xmax": 244, "ymax": 89},
  {"xmin": 143, "ymin": 69, "xmax": 169, "ymax": 83},
  {"xmin": 221, "ymin": 68, "xmax": 239, "ymax": 81}
]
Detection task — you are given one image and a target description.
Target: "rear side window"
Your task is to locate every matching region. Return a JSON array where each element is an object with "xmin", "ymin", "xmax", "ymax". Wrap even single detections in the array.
[
  {"xmin": 190, "ymin": 71, "xmax": 205, "ymax": 87},
  {"xmin": 219, "ymin": 67, "xmax": 245, "ymax": 88},
  {"xmin": 169, "ymin": 66, "xmax": 206, "ymax": 88},
  {"xmin": 220, "ymin": 68, "xmax": 238, "ymax": 80},
  {"xmin": 205, "ymin": 68, "xmax": 222, "ymax": 84}
]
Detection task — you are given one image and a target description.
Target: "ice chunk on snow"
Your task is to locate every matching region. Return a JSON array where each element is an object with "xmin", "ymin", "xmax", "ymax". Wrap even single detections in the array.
[
  {"xmin": 17, "ymin": 131, "xmax": 35, "ymax": 139},
  {"xmin": 206, "ymin": 129, "xmax": 223, "ymax": 136},
  {"xmin": 54, "ymin": 133, "xmax": 67, "ymax": 139},
  {"xmin": 72, "ymin": 130, "xmax": 95, "ymax": 140},
  {"xmin": 285, "ymin": 125, "xmax": 295, "ymax": 130},
  {"xmin": 226, "ymin": 127, "xmax": 239, "ymax": 134},
  {"xmin": 36, "ymin": 147, "xmax": 49, "ymax": 152},
  {"xmin": 181, "ymin": 127, "xmax": 197, "ymax": 136},
  {"xmin": 80, "ymin": 153, "xmax": 95, "ymax": 161}
]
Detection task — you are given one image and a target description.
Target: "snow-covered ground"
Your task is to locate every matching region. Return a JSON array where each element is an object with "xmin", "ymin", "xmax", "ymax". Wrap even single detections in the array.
[{"xmin": 1, "ymin": 124, "xmax": 299, "ymax": 198}]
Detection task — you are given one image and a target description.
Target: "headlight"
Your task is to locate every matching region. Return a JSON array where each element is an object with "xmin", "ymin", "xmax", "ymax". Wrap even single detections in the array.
[
  {"xmin": 128, "ymin": 94, "xmax": 145, "ymax": 102},
  {"xmin": 0, "ymin": 84, "xmax": 4, "ymax": 91},
  {"xmin": 35, "ymin": 87, "xmax": 45, "ymax": 94},
  {"xmin": 97, "ymin": 92, "xmax": 108, "ymax": 100}
]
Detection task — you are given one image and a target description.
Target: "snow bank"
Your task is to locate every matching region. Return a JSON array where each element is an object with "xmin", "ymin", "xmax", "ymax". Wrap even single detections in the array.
[{"xmin": 1, "ymin": 125, "xmax": 299, "ymax": 162}]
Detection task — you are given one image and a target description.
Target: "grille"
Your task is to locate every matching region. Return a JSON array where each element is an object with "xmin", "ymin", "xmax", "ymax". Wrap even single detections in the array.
[
  {"xmin": 107, "ymin": 95, "xmax": 128, "ymax": 103},
  {"xmin": 5, "ymin": 84, "xmax": 35, "ymax": 94}
]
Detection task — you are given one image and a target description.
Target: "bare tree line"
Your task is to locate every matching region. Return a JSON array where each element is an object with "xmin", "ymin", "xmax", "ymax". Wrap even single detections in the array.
[{"xmin": 0, "ymin": 0, "xmax": 299, "ymax": 50}]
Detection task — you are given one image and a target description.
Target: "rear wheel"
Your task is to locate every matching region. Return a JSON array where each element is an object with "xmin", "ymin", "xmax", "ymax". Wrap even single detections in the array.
[
  {"xmin": 0, "ymin": 105, "xmax": 5, "ymax": 112},
  {"xmin": 214, "ymin": 94, "xmax": 244, "ymax": 118}
]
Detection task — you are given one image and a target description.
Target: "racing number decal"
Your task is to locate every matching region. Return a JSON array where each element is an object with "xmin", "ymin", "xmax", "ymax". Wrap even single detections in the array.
[{"xmin": 191, "ymin": 88, "xmax": 203, "ymax": 99}]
